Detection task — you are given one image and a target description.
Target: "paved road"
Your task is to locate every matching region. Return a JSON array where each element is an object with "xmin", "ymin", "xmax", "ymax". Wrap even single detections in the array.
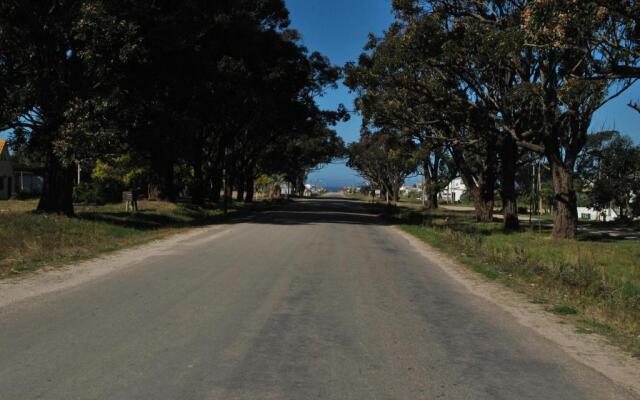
[{"xmin": 0, "ymin": 197, "xmax": 636, "ymax": 399}]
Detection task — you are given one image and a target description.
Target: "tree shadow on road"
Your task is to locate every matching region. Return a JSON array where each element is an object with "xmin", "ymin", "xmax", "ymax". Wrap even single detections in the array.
[{"xmin": 226, "ymin": 198, "xmax": 391, "ymax": 226}]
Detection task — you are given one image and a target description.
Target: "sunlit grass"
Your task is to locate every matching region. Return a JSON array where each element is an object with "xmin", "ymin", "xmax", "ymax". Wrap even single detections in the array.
[{"xmin": 396, "ymin": 208, "xmax": 640, "ymax": 354}]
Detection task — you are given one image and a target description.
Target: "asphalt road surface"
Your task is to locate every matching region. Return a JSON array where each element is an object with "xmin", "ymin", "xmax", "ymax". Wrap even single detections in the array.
[{"xmin": 0, "ymin": 196, "xmax": 636, "ymax": 399}]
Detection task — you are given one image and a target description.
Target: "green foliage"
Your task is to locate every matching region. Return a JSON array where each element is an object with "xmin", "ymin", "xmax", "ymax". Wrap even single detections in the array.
[
  {"xmin": 347, "ymin": 131, "xmax": 418, "ymax": 202},
  {"xmin": 356, "ymin": 0, "xmax": 640, "ymax": 238},
  {"xmin": 587, "ymin": 134, "xmax": 640, "ymax": 217},
  {"xmin": 73, "ymin": 182, "xmax": 107, "ymax": 205},
  {"xmin": 0, "ymin": 1, "xmax": 345, "ymax": 212},
  {"xmin": 553, "ymin": 306, "xmax": 578, "ymax": 315},
  {"xmin": 71, "ymin": 155, "xmax": 151, "ymax": 204},
  {"xmin": 93, "ymin": 155, "xmax": 149, "ymax": 189}
]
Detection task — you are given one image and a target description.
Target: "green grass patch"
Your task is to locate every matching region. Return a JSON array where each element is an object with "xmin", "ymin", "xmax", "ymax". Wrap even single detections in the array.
[
  {"xmin": 553, "ymin": 305, "xmax": 578, "ymax": 315},
  {"xmin": 395, "ymin": 207, "xmax": 640, "ymax": 354},
  {"xmin": 0, "ymin": 199, "xmax": 280, "ymax": 279},
  {"xmin": 474, "ymin": 265, "xmax": 499, "ymax": 280},
  {"xmin": 578, "ymin": 319, "xmax": 614, "ymax": 332}
]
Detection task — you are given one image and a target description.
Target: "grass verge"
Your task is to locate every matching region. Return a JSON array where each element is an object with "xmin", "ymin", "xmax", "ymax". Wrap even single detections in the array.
[
  {"xmin": 392, "ymin": 207, "xmax": 640, "ymax": 356},
  {"xmin": 0, "ymin": 199, "xmax": 282, "ymax": 279}
]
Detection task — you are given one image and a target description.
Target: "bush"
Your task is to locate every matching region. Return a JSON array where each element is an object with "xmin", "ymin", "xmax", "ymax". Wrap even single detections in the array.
[
  {"xmin": 74, "ymin": 182, "xmax": 103, "ymax": 204},
  {"xmin": 73, "ymin": 180, "xmax": 124, "ymax": 205}
]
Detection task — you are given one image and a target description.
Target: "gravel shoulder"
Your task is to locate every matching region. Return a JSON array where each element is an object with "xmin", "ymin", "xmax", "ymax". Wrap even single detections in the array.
[{"xmin": 393, "ymin": 226, "xmax": 640, "ymax": 396}]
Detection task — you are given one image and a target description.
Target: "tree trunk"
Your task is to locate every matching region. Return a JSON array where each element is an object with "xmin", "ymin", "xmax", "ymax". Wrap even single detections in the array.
[
  {"xmin": 501, "ymin": 136, "xmax": 519, "ymax": 230},
  {"xmin": 223, "ymin": 174, "xmax": 231, "ymax": 215},
  {"xmin": 191, "ymin": 156, "xmax": 204, "ymax": 205},
  {"xmin": 551, "ymin": 161, "xmax": 578, "ymax": 239},
  {"xmin": 422, "ymin": 167, "xmax": 427, "ymax": 208},
  {"xmin": 245, "ymin": 178, "xmax": 254, "ymax": 203},
  {"xmin": 471, "ymin": 186, "xmax": 494, "ymax": 222},
  {"xmin": 224, "ymin": 175, "xmax": 233, "ymax": 203},
  {"xmin": 393, "ymin": 182, "xmax": 400, "ymax": 203},
  {"xmin": 37, "ymin": 153, "xmax": 74, "ymax": 216},
  {"xmin": 210, "ymin": 173, "xmax": 222, "ymax": 203},
  {"xmin": 423, "ymin": 159, "xmax": 435, "ymax": 209},
  {"xmin": 424, "ymin": 192, "xmax": 434, "ymax": 209},
  {"xmin": 431, "ymin": 192, "xmax": 438, "ymax": 209},
  {"xmin": 158, "ymin": 161, "xmax": 177, "ymax": 202},
  {"xmin": 423, "ymin": 175, "xmax": 440, "ymax": 209},
  {"xmin": 463, "ymin": 173, "xmax": 495, "ymax": 223},
  {"xmin": 451, "ymin": 141, "xmax": 496, "ymax": 222},
  {"xmin": 236, "ymin": 179, "xmax": 245, "ymax": 202},
  {"xmin": 430, "ymin": 155, "xmax": 441, "ymax": 209}
]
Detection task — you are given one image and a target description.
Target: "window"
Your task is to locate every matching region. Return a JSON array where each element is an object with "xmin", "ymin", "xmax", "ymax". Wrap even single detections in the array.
[
  {"xmin": 0, "ymin": 176, "xmax": 4, "ymax": 190},
  {"xmin": 581, "ymin": 213, "xmax": 591, "ymax": 220}
]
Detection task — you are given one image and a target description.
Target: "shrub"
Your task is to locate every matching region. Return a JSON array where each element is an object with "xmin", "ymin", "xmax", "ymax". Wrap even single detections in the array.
[{"xmin": 73, "ymin": 180, "xmax": 124, "ymax": 205}]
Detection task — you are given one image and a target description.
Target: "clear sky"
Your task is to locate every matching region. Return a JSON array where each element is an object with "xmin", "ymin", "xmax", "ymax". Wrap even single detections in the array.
[
  {"xmin": 287, "ymin": 0, "xmax": 640, "ymax": 189},
  {"xmin": 285, "ymin": 0, "xmax": 396, "ymax": 189}
]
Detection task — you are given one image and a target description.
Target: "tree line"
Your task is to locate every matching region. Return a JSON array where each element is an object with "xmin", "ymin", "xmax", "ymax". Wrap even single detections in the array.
[
  {"xmin": 345, "ymin": 0, "xmax": 639, "ymax": 239},
  {"xmin": 1, "ymin": 0, "xmax": 346, "ymax": 215}
]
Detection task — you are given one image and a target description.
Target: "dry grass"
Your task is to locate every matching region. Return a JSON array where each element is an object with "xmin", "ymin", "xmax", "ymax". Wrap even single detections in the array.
[
  {"xmin": 394, "ymin": 207, "xmax": 640, "ymax": 355},
  {"xmin": 0, "ymin": 199, "xmax": 39, "ymax": 213},
  {"xmin": 0, "ymin": 199, "xmax": 277, "ymax": 279}
]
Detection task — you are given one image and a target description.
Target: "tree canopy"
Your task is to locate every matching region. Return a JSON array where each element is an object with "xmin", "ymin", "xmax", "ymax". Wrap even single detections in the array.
[
  {"xmin": 0, "ymin": 0, "xmax": 346, "ymax": 214},
  {"xmin": 346, "ymin": 0, "xmax": 639, "ymax": 238}
]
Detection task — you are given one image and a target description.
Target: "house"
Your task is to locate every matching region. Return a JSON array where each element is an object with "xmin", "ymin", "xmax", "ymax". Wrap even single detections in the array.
[
  {"xmin": 0, "ymin": 140, "xmax": 14, "ymax": 200},
  {"xmin": 440, "ymin": 177, "xmax": 467, "ymax": 203},
  {"xmin": 400, "ymin": 184, "xmax": 422, "ymax": 198},
  {"xmin": 577, "ymin": 207, "xmax": 619, "ymax": 222},
  {"xmin": 13, "ymin": 166, "xmax": 44, "ymax": 196},
  {"xmin": 0, "ymin": 140, "xmax": 43, "ymax": 200}
]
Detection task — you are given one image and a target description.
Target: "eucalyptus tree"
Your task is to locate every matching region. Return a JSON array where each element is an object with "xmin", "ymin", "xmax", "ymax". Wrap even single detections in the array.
[
  {"xmin": 596, "ymin": 1, "xmax": 640, "ymax": 114},
  {"xmin": 108, "ymin": 0, "xmax": 294, "ymax": 204},
  {"xmin": 511, "ymin": 0, "xmax": 638, "ymax": 238},
  {"xmin": 345, "ymin": 26, "xmax": 454, "ymax": 210},
  {"xmin": 584, "ymin": 133, "xmax": 640, "ymax": 218},
  {"xmin": 348, "ymin": 130, "xmax": 418, "ymax": 204},
  {"xmin": 258, "ymin": 101, "xmax": 346, "ymax": 198},
  {"xmin": 225, "ymin": 32, "xmax": 343, "ymax": 202},
  {"xmin": 390, "ymin": 0, "xmax": 542, "ymax": 228},
  {"xmin": 0, "ymin": 0, "xmax": 141, "ymax": 215},
  {"xmin": 392, "ymin": 0, "xmax": 638, "ymax": 238}
]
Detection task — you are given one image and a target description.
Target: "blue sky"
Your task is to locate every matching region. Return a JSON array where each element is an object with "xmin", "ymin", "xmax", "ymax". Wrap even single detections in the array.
[{"xmin": 285, "ymin": 0, "xmax": 396, "ymax": 188}]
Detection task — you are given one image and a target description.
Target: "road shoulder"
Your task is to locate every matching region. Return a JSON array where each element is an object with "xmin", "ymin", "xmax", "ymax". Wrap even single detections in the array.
[
  {"xmin": 0, "ymin": 224, "xmax": 233, "ymax": 309},
  {"xmin": 391, "ymin": 225, "xmax": 640, "ymax": 396}
]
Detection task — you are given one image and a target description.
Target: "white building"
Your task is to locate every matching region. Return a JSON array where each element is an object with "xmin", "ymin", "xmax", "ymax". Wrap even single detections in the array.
[
  {"xmin": 400, "ymin": 184, "xmax": 422, "ymax": 198},
  {"xmin": 577, "ymin": 207, "xmax": 619, "ymax": 222},
  {"xmin": 440, "ymin": 177, "xmax": 467, "ymax": 203}
]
